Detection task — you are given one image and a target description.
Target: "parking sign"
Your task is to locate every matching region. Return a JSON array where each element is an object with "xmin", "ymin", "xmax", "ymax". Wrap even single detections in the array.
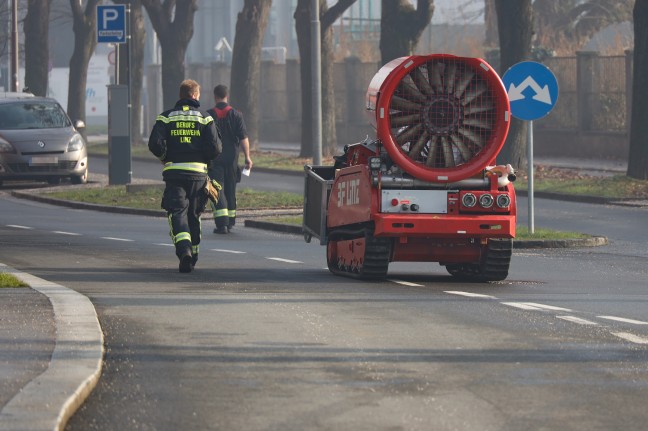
[{"xmin": 97, "ymin": 5, "xmax": 126, "ymax": 44}]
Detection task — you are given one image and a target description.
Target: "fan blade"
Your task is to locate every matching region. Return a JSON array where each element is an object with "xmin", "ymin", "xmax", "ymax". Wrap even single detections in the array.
[
  {"xmin": 454, "ymin": 70, "xmax": 474, "ymax": 98},
  {"xmin": 408, "ymin": 130, "xmax": 429, "ymax": 158},
  {"xmin": 390, "ymin": 95, "xmax": 422, "ymax": 112},
  {"xmin": 462, "ymin": 117, "xmax": 493, "ymax": 130},
  {"xmin": 462, "ymin": 82, "xmax": 487, "ymax": 105},
  {"xmin": 457, "ymin": 127, "xmax": 485, "ymax": 149},
  {"xmin": 440, "ymin": 136, "xmax": 455, "ymax": 167},
  {"xmin": 444, "ymin": 62, "xmax": 457, "ymax": 94},
  {"xmin": 450, "ymin": 134, "xmax": 472, "ymax": 162},
  {"xmin": 463, "ymin": 103, "xmax": 493, "ymax": 116},
  {"xmin": 390, "ymin": 113, "xmax": 421, "ymax": 128},
  {"xmin": 429, "ymin": 62, "xmax": 443, "ymax": 92},
  {"xmin": 426, "ymin": 136, "xmax": 439, "ymax": 166},
  {"xmin": 399, "ymin": 79, "xmax": 428, "ymax": 104},
  {"xmin": 395, "ymin": 123, "xmax": 423, "ymax": 146},
  {"xmin": 412, "ymin": 66, "xmax": 433, "ymax": 96}
]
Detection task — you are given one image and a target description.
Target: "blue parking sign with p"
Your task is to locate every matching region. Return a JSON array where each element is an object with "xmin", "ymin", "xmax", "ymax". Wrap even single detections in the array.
[{"xmin": 97, "ymin": 5, "xmax": 126, "ymax": 44}]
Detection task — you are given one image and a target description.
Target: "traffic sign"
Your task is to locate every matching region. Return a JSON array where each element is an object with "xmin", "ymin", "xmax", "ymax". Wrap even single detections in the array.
[
  {"xmin": 97, "ymin": 5, "xmax": 126, "ymax": 44},
  {"xmin": 502, "ymin": 61, "xmax": 558, "ymax": 121}
]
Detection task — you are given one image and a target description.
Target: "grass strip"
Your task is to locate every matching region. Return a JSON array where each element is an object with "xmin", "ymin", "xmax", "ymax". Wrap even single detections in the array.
[
  {"xmin": 0, "ymin": 273, "xmax": 29, "ymax": 288},
  {"xmin": 44, "ymin": 186, "xmax": 303, "ymax": 210}
]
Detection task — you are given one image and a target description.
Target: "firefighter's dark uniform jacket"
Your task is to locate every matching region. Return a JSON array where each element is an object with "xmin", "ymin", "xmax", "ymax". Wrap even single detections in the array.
[
  {"xmin": 148, "ymin": 98, "xmax": 221, "ymax": 258},
  {"xmin": 207, "ymin": 102, "xmax": 247, "ymax": 230}
]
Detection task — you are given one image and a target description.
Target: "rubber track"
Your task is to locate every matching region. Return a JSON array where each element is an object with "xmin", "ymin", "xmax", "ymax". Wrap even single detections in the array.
[
  {"xmin": 328, "ymin": 232, "xmax": 391, "ymax": 279},
  {"xmin": 479, "ymin": 238, "xmax": 513, "ymax": 281}
]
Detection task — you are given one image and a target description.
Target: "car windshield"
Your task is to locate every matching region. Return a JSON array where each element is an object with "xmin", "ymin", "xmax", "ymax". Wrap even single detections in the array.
[{"xmin": 0, "ymin": 101, "xmax": 71, "ymax": 130}]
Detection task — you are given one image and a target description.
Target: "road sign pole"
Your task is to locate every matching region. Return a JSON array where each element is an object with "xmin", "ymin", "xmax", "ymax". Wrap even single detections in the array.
[{"xmin": 528, "ymin": 120, "xmax": 534, "ymax": 234}]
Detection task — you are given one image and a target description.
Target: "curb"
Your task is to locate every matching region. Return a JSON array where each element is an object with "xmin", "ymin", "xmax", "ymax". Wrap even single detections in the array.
[{"xmin": 0, "ymin": 264, "xmax": 103, "ymax": 431}]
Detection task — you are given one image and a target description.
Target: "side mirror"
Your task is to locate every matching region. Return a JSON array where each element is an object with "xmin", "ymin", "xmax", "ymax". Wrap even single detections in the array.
[{"xmin": 74, "ymin": 120, "xmax": 86, "ymax": 130}]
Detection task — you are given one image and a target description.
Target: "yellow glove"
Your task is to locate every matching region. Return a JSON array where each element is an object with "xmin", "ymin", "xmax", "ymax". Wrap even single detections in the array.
[{"xmin": 205, "ymin": 177, "xmax": 222, "ymax": 205}]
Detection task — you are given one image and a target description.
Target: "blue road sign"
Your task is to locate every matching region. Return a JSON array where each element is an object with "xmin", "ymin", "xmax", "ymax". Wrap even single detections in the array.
[
  {"xmin": 97, "ymin": 5, "xmax": 126, "ymax": 44},
  {"xmin": 502, "ymin": 61, "xmax": 558, "ymax": 121}
]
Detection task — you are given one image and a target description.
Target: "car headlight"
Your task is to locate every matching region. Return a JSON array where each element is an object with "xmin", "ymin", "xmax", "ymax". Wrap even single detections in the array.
[
  {"xmin": 0, "ymin": 136, "xmax": 16, "ymax": 154},
  {"xmin": 67, "ymin": 134, "xmax": 85, "ymax": 152}
]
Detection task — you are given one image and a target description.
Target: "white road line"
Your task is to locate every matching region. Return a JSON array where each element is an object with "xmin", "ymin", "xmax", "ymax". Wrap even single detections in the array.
[
  {"xmin": 100, "ymin": 237, "xmax": 134, "ymax": 242},
  {"xmin": 6, "ymin": 225, "xmax": 33, "ymax": 229},
  {"xmin": 153, "ymin": 243, "xmax": 174, "ymax": 247},
  {"xmin": 598, "ymin": 316, "xmax": 648, "ymax": 325},
  {"xmin": 210, "ymin": 249, "xmax": 246, "ymax": 254},
  {"xmin": 266, "ymin": 257, "xmax": 303, "ymax": 264},
  {"xmin": 52, "ymin": 231, "xmax": 81, "ymax": 236},
  {"xmin": 501, "ymin": 302, "xmax": 572, "ymax": 312},
  {"xmin": 445, "ymin": 291, "xmax": 497, "ymax": 299},
  {"xmin": 556, "ymin": 315, "xmax": 599, "ymax": 326},
  {"xmin": 389, "ymin": 279, "xmax": 424, "ymax": 287},
  {"xmin": 612, "ymin": 332, "xmax": 648, "ymax": 345}
]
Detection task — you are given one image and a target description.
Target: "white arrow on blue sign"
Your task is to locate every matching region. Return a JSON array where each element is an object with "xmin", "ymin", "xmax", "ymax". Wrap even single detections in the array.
[
  {"xmin": 97, "ymin": 5, "xmax": 126, "ymax": 44},
  {"xmin": 502, "ymin": 61, "xmax": 558, "ymax": 121}
]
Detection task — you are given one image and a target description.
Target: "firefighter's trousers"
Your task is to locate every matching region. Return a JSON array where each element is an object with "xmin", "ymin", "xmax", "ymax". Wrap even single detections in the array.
[
  {"xmin": 209, "ymin": 163, "xmax": 237, "ymax": 229},
  {"xmin": 161, "ymin": 178, "xmax": 208, "ymax": 258}
]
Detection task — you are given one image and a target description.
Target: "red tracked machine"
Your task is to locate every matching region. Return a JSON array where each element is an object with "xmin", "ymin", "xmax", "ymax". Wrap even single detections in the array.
[{"xmin": 303, "ymin": 55, "xmax": 517, "ymax": 281}]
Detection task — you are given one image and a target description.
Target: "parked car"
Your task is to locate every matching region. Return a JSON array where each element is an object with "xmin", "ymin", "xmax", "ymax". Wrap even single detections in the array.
[{"xmin": 0, "ymin": 92, "xmax": 88, "ymax": 186}]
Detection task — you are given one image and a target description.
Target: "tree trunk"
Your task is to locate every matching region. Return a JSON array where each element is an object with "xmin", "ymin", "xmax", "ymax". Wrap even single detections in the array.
[
  {"xmin": 294, "ymin": 0, "xmax": 356, "ymax": 158},
  {"xmin": 379, "ymin": 0, "xmax": 434, "ymax": 67},
  {"xmin": 115, "ymin": 0, "xmax": 146, "ymax": 142},
  {"xmin": 627, "ymin": 0, "xmax": 648, "ymax": 179},
  {"xmin": 67, "ymin": 0, "xmax": 99, "ymax": 133},
  {"xmin": 142, "ymin": 0, "xmax": 198, "ymax": 109},
  {"xmin": 24, "ymin": 0, "xmax": 51, "ymax": 97},
  {"xmin": 231, "ymin": 0, "xmax": 273, "ymax": 151},
  {"xmin": 295, "ymin": 0, "xmax": 313, "ymax": 157},
  {"xmin": 494, "ymin": 0, "xmax": 533, "ymax": 170}
]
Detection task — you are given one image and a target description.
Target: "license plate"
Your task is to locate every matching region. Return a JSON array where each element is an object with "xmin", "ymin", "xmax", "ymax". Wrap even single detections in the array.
[{"xmin": 30, "ymin": 156, "xmax": 58, "ymax": 165}]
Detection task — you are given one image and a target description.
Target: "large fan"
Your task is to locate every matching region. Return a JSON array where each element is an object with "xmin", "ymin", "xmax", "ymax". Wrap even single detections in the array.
[{"xmin": 366, "ymin": 55, "xmax": 511, "ymax": 183}]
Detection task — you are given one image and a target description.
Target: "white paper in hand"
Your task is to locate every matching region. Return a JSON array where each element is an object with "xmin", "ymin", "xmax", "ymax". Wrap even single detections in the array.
[{"xmin": 241, "ymin": 168, "xmax": 251, "ymax": 177}]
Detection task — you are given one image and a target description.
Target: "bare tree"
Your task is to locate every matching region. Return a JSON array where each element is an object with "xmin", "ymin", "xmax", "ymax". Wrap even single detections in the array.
[
  {"xmin": 141, "ymin": 0, "xmax": 198, "ymax": 109},
  {"xmin": 494, "ymin": 0, "xmax": 533, "ymax": 170},
  {"xmin": 379, "ymin": 0, "xmax": 434, "ymax": 67},
  {"xmin": 294, "ymin": 0, "xmax": 356, "ymax": 158},
  {"xmin": 115, "ymin": 0, "xmax": 146, "ymax": 142},
  {"xmin": 533, "ymin": 0, "xmax": 632, "ymax": 55},
  {"xmin": 68, "ymin": 0, "xmax": 100, "ymax": 127},
  {"xmin": 24, "ymin": 0, "xmax": 51, "ymax": 96},
  {"xmin": 628, "ymin": 0, "xmax": 648, "ymax": 179},
  {"xmin": 230, "ymin": 0, "xmax": 273, "ymax": 151}
]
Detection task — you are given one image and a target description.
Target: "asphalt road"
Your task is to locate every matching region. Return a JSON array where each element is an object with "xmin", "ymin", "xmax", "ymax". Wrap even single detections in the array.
[{"xmin": 0, "ymin": 183, "xmax": 647, "ymax": 430}]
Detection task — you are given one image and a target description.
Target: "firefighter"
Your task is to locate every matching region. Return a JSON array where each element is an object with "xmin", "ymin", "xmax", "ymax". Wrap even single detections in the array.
[
  {"xmin": 207, "ymin": 85, "xmax": 253, "ymax": 234},
  {"xmin": 148, "ymin": 79, "xmax": 221, "ymax": 273}
]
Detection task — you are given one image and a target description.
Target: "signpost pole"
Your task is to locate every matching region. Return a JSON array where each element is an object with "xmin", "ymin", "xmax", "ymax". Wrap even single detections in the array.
[{"xmin": 527, "ymin": 121, "xmax": 534, "ymax": 234}]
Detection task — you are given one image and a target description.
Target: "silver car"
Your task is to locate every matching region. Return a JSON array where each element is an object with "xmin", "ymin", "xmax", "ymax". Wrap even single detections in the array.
[{"xmin": 0, "ymin": 92, "xmax": 88, "ymax": 186}]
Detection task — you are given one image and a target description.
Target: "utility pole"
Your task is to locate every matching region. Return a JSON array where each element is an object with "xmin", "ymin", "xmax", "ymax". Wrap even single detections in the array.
[
  {"xmin": 311, "ymin": 0, "xmax": 322, "ymax": 165},
  {"xmin": 10, "ymin": 0, "xmax": 18, "ymax": 91}
]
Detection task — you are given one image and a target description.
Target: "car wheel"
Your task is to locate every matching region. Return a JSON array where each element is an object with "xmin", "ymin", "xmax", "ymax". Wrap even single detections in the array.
[
  {"xmin": 71, "ymin": 167, "xmax": 88, "ymax": 185},
  {"xmin": 47, "ymin": 177, "xmax": 62, "ymax": 185}
]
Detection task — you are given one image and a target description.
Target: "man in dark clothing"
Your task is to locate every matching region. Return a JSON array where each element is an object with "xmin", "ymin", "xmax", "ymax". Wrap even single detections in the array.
[
  {"xmin": 148, "ymin": 79, "xmax": 221, "ymax": 273},
  {"xmin": 207, "ymin": 85, "xmax": 253, "ymax": 234}
]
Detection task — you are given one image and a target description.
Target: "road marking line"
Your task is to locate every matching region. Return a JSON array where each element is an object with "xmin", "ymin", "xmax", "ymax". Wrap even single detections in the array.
[
  {"xmin": 100, "ymin": 237, "xmax": 134, "ymax": 242},
  {"xmin": 210, "ymin": 249, "xmax": 246, "ymax": 254},
  {"xmin": 52, "ymin": 231, "xmax": 81, "ymax": 236},
  {"xmin": 389, "ymin": 279, "xmax": 424, "ymax": 287},
  {"xmin": 598, "ymin": 316, "xmax": 648, "ymax": 325},
  {"xmin": 266, "ymin": 257, "xmax": 302, "ymax": 264},
  {"xmin": 445, "ymin": 291, "xmax": 497, "ymax": 299},
  {"xmin": 612, "ymin": 332, "xmax": 648, "ymax": 345},
  {"xmin": 556, "ymin": 315, "xmax": 599, "ymax": 325},
  {"xmin": 6, "ymin": 225, "xmax": 33, "ymax": 229},
  {"xmin": 501, "ymin": 302, "xmax": 572, "ymax": 312},
  {"xmin": 153, "ymin": 243, "xmax": 174, "ymax": 247}
]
